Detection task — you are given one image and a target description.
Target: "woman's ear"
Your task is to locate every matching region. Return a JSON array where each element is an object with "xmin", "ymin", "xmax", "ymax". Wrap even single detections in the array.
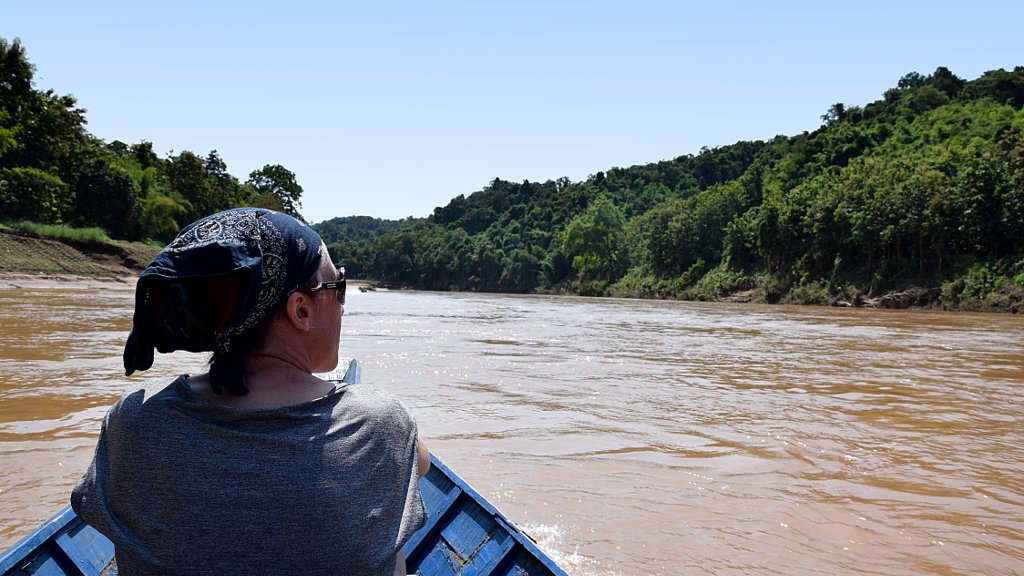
[{"xmin": 283, "ymin": 291, "xmax": 315, "ymax": 332}]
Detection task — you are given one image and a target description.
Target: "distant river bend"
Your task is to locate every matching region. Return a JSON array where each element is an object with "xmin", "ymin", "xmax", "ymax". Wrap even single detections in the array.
[{"xmin": 1, "ymin": 286, "xmax": 1022, "ymax": 575}]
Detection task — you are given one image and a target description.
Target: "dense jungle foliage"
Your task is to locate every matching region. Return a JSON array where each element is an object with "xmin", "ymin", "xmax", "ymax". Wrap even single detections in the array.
[
  {"xmin": 322, "ymin": 66, "xmax": 1024, "ymax": 310},
  {"xmin": 0, "ymin": 38, "xmax": 305, "ymax": 243},
  {"xmin": 3, "ymin": 36, "xmax": 1022, "ymax": 309},
  {"xmin": 314, "ymin": 215, "xmax": 420, "ymax": 278}
]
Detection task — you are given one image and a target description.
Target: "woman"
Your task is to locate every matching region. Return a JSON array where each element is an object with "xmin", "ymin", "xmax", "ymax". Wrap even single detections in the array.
[{"xmin": 71, "ymin": 208, "xmax": 428, "ymax": 576}]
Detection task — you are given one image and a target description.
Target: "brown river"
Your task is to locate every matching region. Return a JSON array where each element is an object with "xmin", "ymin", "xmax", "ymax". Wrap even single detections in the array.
[{"xmin": 1, "ymin": 283, "xmax": 1022, "ymax": 575}]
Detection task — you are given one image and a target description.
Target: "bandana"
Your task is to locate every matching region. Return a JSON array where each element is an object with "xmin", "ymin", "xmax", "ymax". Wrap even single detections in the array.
[{"xmin": 123, "ymin": 208, "xmax": 324, "ymax": 376}]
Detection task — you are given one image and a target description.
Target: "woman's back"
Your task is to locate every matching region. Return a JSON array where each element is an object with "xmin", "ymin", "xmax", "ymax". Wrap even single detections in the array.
[{"xmin": 71, "ymin": 377, "xmax": 424, "ymax": 576}]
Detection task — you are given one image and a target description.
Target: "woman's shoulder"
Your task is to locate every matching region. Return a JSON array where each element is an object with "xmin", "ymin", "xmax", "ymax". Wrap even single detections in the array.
[
  {"xmin": 337, "ymin": 385, "xmax": 416, "ymax": 428},
  {"xmin": 107, "ymin": 376, "xmax": 189, "ymax": 425}
]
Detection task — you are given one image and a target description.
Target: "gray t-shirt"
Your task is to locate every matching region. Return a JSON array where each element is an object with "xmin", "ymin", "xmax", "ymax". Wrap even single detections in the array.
[{"xmin": 71, "ymin": 376, "xmax": 425, "ymax": 576}]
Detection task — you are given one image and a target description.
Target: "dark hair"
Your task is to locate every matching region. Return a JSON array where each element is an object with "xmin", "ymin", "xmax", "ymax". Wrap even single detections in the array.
[{"xmin": 208, "ymin": 254, "xmax": 325, "ymax": 396}]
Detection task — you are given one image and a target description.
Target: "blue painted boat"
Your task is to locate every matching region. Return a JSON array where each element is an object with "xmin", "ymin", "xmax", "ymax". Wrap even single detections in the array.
[{"xmin": 0, "ymin": 361, "xmax": 568, "ymax": 576}]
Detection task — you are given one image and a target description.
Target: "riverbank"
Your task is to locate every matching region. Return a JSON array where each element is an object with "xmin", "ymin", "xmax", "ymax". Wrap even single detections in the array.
[
  {"xmin": 369, "ymin": 276, "xmax": 1023, "ymax": 313},
  {"xmin": 0, "ymin": 230, "xmax": 389, "ymax": 292},
  {"xmin": 0, "ymin": 228, "xmax": 159, "ymax": 280},
  {"xmin": 3, "ymin": 227, "xmax": 1020, "ymax": 312}
]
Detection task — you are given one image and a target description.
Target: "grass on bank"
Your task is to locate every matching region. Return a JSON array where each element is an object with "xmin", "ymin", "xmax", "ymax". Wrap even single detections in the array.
[
  {"xmin": 0, "ymin": 221, "xmax": 113, "ymax": 246},
  {"xmin": 0, "ymin": 221, "xmax": 162, "ymax": 277}
]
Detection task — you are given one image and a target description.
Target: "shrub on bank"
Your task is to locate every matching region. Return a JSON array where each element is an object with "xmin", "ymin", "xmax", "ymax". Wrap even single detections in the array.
[
  {"xmin": 2, "ymin": 221, "xmax": 112, "ymax": 246},
  {"xmin": 940, "ymin": 263, "xmax": 1024, "ymax": 312},
  {"xmin": 783, "ymin": 279, "xmax": 833, "ymax": 306},
  {"xmin": 0, "ymin": 168, "xmax": 73, "ymax": 224},
  {"xmin": 610, "ymin": 269, "xmax": 660, "ymax": 298},
  {"xmin": 684, "ymin": 263, "xmax": 752, "ymax": 301}
]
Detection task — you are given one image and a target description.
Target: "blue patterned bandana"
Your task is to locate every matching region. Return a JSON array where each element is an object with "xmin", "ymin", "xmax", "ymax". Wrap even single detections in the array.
[{"xmin": 123, "ymin": 208, "xmax": 324, "ymax": 376}]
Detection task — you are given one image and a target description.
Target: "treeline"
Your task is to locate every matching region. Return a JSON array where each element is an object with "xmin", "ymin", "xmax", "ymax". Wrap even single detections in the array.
[
  {"xmin": 313, "ymin": 216, "xmax": 420, "ymax": 278},
  {"xmin": 4, "ymin": 33, "xmax": 1022, "ymax": 309},
  {"xmin": 0, "ymin": 38, "xmax": 304, "ymax": 243},
  {"xmin": 324, "ymin": 143, "xmax": 762, "ymax": 288},
  {"xmin": 325, "ymin": 66, "xmax": 1024, "ymax": 309}
]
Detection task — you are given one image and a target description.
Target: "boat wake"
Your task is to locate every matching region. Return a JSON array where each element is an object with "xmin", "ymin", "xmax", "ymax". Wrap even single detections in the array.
[{"xmin": 520, "ymin": 523, "xmax": 616, "ymax": 576}]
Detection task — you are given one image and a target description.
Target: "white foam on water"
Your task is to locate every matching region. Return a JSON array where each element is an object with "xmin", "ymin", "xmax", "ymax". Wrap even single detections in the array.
[{"xmin": 520, "ymin": 522, "xmax": 617, "ymax": 576}]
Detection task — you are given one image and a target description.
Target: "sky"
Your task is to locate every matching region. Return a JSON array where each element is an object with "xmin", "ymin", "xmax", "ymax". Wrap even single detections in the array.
[{"xmin": 4, "ymin": 1, "xmax": 1023, "ymax": 223}]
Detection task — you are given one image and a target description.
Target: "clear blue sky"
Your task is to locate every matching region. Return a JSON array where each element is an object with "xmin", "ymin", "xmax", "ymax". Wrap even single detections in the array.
[{"xmin": 4, "ymin": 1, "xmax": 1023, "ymax": 223}]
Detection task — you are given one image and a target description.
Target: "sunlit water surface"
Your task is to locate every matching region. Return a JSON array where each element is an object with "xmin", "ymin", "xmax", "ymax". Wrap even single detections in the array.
[{"xmin": 1, "ymin": 286, "xmax": 1022, "ymax": 575}]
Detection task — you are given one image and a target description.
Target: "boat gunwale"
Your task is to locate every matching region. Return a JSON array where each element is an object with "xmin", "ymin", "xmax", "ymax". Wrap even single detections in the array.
[
  {"xmin": 422, "ymin": 455, "xmax": 569, "ymax": 576},
  {"xmin": 0, "ymin": 507, "xmax": 78, "ymax": 574}
]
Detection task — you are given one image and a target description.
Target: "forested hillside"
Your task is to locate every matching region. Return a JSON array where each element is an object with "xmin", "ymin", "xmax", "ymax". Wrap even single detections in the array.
[
  {"xmin": 313, "ymin": 215, "xmax": 419, "ymax": 277},
  {"xmin": 3, "ymin": 35, "xmax": 1022, "ymax": 310},
  {"xmin": 330, "ymin": 66, "xmax": 1024, "ymax": 310},
  {"xmin": 0, "ymin": 38, "xmax": 305, "ymax": 243}
]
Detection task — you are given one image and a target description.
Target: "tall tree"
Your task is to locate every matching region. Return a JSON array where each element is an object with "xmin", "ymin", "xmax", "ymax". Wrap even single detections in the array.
[
  {"xmin": 165, "ymin": 151, "xmax": 220, "ymax": 222},
  {"xmin": 0, "ymin": 38, "xmax": 34, "ymax": 111},
  {"xmin": 0, "ymin": 39, "xmax": 87, "ymax": 175},
  {"xmin": 74, "ymin": 156, "xmax": 137, "ymax": 236},
  {"xmin": 205, "ymin": 150, "xmax": 249, "ymax": 206},
  {"xmin": 561, "ymin": 195, "xmax": 628, "ymax": 282},
  {"xmin": 246, "ymin": 164, "xmax": 303, "ymax": 219}
]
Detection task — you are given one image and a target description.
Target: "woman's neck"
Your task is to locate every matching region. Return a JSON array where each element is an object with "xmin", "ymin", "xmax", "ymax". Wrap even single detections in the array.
[{"xmin": 189, "ymin": 354, "xmax": 335, "ymax": 409}]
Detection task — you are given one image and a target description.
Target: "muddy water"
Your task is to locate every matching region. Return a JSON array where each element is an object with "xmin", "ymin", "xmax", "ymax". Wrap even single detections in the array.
[{"xmin": 1, "ymin": 286, "xmax": 1022, "ymax": 575}]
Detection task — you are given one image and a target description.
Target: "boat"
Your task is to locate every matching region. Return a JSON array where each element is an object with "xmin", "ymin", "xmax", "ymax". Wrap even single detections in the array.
[{"xmin": 0, "ymin": 360, "xmax": 568, "ymax": 576}]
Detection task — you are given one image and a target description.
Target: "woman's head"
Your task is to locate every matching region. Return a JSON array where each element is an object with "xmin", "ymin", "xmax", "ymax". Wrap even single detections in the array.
[
  {"xmin": 253, "ymin": 242, "xmax": 345, "ymax": 374},
  {"xmin": 123, "ymin": 208, "xmax": 340, "ymax": 393}
]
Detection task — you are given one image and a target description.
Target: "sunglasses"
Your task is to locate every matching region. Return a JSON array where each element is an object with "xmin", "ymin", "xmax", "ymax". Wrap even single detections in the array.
[{"xmin": 309, "ymin": 266, "xmax": 346, "ymax": 304}]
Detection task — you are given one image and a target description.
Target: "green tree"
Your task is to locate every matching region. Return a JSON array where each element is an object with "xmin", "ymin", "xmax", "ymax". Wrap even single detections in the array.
[
  {"xmin": 138, "ymin": 191, "xmax": 188, "ymax": 242},
  {"xmin": 0, "ymin": 110, "xmax": 15, "ymax": 160},
  {"xmin": 0, "ymin": 39, "xmax": 88, "ymax": 177},
  {"xmin": 561, "ymin": 195, "xmax": 628, "ymax": 282},
  {"xmin": 74, "ymin": 156, "xmax": 138, "ymax": 236},
  {"xmin": 0, "ymin": 166, "xmax": 71, "ymax": 223},
  {"xmin": 131, "ymin": 141, "xmax": 159, "ymax": 169},
  {"xmin": 247, "ymin": 164, "xmax": 303, "ymax": 219},
  {"xmin": 165, "ymin": 151, "xmax": 222, "ymax": 222},
  {"xmin": 205, "ymin": 150, "xmax": 250, "ymax": 206},
  {"xmin": 821, "ymin": 102, "xmax": 847, "ymax": 125},
  {"xmin": 0, "ymin": 38, "xmax": 34, "ymax": 105},
  {"xmin": 500, "ymin": 248, "xmax": 541, "ymax": 292}
]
